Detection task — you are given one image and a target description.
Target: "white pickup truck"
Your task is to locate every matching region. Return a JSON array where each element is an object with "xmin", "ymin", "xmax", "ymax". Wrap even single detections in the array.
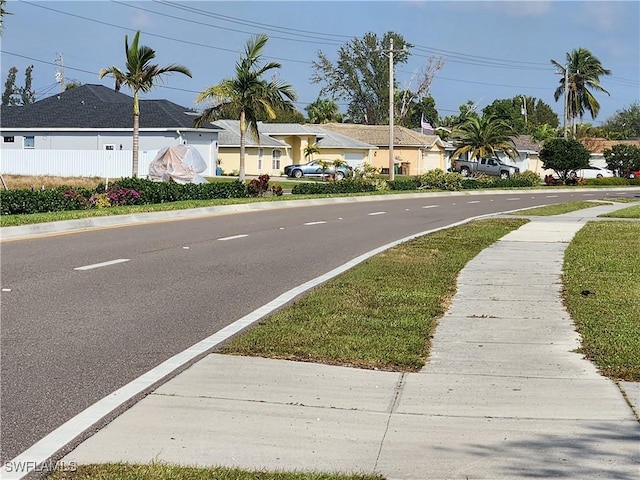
[{"xmin": 452, "ymin": 157, "xmax": 520, "ymax": 179}]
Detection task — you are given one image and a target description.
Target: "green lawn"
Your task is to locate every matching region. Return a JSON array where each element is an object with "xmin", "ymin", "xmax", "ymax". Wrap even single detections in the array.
[
  {"xmin": 563, "ymin": 221, "xmax": 640, "ymax": 380},
  {"xmin": 221, "ymin": 218, "xmax": 528, "ymax": 371},
  {"xmin": 510, "ymin": 201, "xmax": 611, "ymax": 216},
  {"xmin": 48, "ymin": 463, "xmax": 383, "ymax": 480},
  {"xmin": 600, "ymin": 205, "xmax": 640, "ymax": 218}
]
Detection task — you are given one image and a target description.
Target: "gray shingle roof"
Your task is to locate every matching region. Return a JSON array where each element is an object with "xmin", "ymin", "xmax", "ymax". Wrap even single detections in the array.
[
  {"xmin": 0, "ymin": 84, "xmax": 219, "ymax": 131},
  {"xmin": 320, "ymin": 123, "xmax": 443, "ymax": 147},
  {"xmin": 313, "ymin": 128, "xmax": 377, "ymax": 150},
  {"xmin": 213, "ymin": 120, "xmax": 288, "ymax": 148}
]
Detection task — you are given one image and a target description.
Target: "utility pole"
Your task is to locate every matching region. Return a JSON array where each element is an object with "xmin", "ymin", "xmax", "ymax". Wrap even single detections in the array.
[
  {"xmin": 388, "ymin": 38, "xmax": 395, "ymax": 181},
  {"xmin": 55, "ymin": 52, "xmax": 65, "ymax": 92},
  {"xmin": 379, "ymin": 38, "xmax": 405, "ymax": 181},
  {"xmin": 521, "ymin": 95, "xmax": 528, "ymax": 126},
  {"xmin": 563, "ymin": 64, "xmax": 568, "ymax": 138}
]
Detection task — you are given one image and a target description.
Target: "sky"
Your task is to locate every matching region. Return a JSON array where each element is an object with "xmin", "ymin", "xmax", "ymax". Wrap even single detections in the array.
[{"xmin": 1, "ymin": 0, "xmax": 638, "ymax": 127}]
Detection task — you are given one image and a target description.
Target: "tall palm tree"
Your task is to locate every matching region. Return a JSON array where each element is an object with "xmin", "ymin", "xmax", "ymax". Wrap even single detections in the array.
[
  {"xmin": 451, "ymin": 115, "xmax": 519, "ymax": 162},
  {"xmin": 99, "ymin": 31, "xmax": 192, "ymax": 177},
  {"xmin": 551, "ymin": 48, "xmax": 611, "ymax": 137},
  {"xmin": 0, "ymin": 0, "xmax": 11, "ymax": 36},
  {"xmin": 194, "ymin": 34, "xmax": 297, "ymax": 182}
]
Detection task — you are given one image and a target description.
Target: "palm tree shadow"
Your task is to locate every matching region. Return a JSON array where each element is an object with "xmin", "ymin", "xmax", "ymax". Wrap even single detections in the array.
[{"xmin": 433, "ymin": 420, "xmax": 640, "ymax": 479}]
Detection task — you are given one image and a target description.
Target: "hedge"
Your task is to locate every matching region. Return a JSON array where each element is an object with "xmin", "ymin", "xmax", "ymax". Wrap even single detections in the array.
[
  {"xmin": 291, "ymin": 181, "xmax": 378, "ymax": 195},
  {"xmin": 1, "ymin": 178, "xmax": 249, "ymax": 215}
]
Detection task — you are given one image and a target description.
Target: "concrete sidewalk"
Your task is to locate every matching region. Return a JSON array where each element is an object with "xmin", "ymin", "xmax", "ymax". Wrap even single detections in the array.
[{"xmin": 64, "ymin": 203, "xmax": 640, "ymax": 479}]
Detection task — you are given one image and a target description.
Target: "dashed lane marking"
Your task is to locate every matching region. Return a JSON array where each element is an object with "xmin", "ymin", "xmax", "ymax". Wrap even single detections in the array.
[
  {"xmin": 74, "ymin": 259, "xmax": 130, "ymax": 271},
  {"xmin": 218, "ymin": 234, "xmax": 249, "ymax": 241}
]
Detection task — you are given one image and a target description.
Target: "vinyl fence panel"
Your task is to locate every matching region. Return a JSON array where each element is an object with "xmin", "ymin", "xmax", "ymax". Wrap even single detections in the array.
[{"xmin": 1, "ymin": 150, "xmax": 158, "ymax": 178}]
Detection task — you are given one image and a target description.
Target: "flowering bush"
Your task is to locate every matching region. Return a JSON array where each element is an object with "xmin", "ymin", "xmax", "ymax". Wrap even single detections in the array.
[
  {"xmin": 106, "ymin": 187, "xmax": 141, "ymax": 206},
  {"xmin": 89, "ymin": 193, "xmax": 111, "ymax": 209}
]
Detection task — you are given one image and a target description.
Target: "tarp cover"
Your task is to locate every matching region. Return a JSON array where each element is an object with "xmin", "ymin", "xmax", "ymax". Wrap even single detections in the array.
[{"xmin": 148, "ymin": 145, "xmax": 208, "ymax": 184}]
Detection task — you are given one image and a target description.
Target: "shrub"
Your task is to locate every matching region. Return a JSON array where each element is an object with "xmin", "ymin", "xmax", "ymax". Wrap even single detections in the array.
[
  {"xmin": 0, "ymin": 186, "xmax": 93, "ymax": 215},
  {"xmin": 291, "ymin": 180, "xmax": 377, "ymax": 195},
  {"xmin": 586, "ymin": 177, "xmax": 639, "ymax": 186},
  {"xmin": 271, "ymin": 185, "xmax": 283, "ymax": 196},
  {"xmin": 247, "ymin": 174, "xmax": 271, "ymax": 197},
  {"xmin": 418, "ymin": 169, "xmax": 463, "ymax": 191},
  {"xmin": 1, "ymin": 178, "xmax": 249, "ymax": 215},
  {"xmin": 512, "ymin": 170, "xmax": 542, "ymax": 185},
  {"xmin": 387, "ymin": 179, "xmax": 420, "ymax": 191}
]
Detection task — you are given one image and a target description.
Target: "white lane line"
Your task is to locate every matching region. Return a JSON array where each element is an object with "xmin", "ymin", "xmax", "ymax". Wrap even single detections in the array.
[
  {"xmin": 304, "ymin": 221, "xmax": 327, "ymax": 226},
  {"xmin": 422, "ymin": 205, "xmax": 439, "ymax": 209},
  {"xmin": 546, "ymin": 195, "xmax": 559, "ymax": 198},
  {"xmin": 217, "ymin": 234, "xmax": 249, "ymax": 241},
  {"xmin": 2, "ymin": 288, "xmax": 11, "ymax": 292},
  {"xmin": 467, "ymin": 200, "xmax": 480, "ymax": 204},
  {"xmin": 368, "ymin": 211, "xmax": 386, "ymax": 216},
  {"xmin": 1, "ymin": 209, "xmax": 506, "ymax": 480},
  {"xmin": 506, "ymin": 198, "xmax": 521, "ymax": 201},
  {"xmin": 73, "ymin": 259, "xmax": 130, "ymax": 271},
  {"xmin": 582, "ymin": 193, "xmax": 594, "ymax": 196}
]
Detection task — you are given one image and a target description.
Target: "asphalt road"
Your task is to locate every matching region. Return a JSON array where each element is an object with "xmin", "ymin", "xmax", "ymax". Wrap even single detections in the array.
[{"xmin": 1, "ymin": 188, "xmax": 637, "ymax": 463}]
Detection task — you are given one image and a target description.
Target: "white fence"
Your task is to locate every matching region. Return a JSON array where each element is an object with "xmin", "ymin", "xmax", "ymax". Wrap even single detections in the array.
[{"xmin": 1, "ymin": 149, "xmax": 159, "ymax": 178}]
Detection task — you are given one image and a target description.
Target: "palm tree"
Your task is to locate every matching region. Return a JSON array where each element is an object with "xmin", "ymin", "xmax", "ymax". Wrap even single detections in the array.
[
  {"xmin": 99, "ymin": 31, "xmax": 192, "ymax": 177},
  {"xmin": 551, "ymin": 48, "xmax": 611, "ymax": 137},
  {"xmin": 194, "ymin": 34, "xmax": 297, "ymax": 182},
  {"xmin": 306, "ymin": 98, "xmax": 342, "ymax": 124},
  {"xmin": 0, "ymin": 0, "xmax": 11, "ymax": 36},
  {"xmin": 304, "ymin": 143, "xmax": 320, "ymax": 161},
  {"xmin": 451, "ymin": 115, "xmax": 519, "ymax": 162}
]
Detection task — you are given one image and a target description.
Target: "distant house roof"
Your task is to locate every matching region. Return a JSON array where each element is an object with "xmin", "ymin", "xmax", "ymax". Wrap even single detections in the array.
[
  {"xmin": 313, "ymin": 128, "xmax": 377, "ymax": 150},
  {"xmin": 0, "ymin": 84, "xmax": 219, "ymax": 131},
  {"xmin": 320, "ymin": 123, "xmax": 444, "ymax": 148},
  {"xmin": 213, "ymin": 120, "xmax": 287, "ymax": 148},
  {"xmin": 258, "ymin": 123, "xmax": 326, "ymax": 136},
  {"xmin": 213, "ymin": 120, "xmax": 376, "ymax": 150},
  {"xmin": 580, "ymin": 137, "xmax": 640, "ymax": 154},
  {"xmin": 511, "ymin": 135, "xmax": 541, "ymax": 153}
]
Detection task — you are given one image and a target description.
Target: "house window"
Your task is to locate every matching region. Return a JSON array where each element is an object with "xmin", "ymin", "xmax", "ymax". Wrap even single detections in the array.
[
  {"xmin": 272, "ymin": 149, "xmax": 281, "ymax": 170},
  {"xmin": 258, "ymin": 148, "xmax": 264, "ymax": 171},
  {"xmin": 104, "ymin": 144, "xmax": 115, "ymax": 151},
  {"xmin": 3, "ymin": 136, "xmax": 14, "ymax": 143},
  {"xmin": 24, "ymin": 136, "xmax": 35, "ymax": 149}
]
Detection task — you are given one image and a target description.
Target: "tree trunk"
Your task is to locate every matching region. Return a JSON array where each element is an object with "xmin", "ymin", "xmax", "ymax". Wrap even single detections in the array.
[
  {"xmin": 239, "ymin": 110, "xmax": 246, "ymax": 182},
  {"xmin": 132, "ymin": 113, "xmax": 140, "ymax": 177}
]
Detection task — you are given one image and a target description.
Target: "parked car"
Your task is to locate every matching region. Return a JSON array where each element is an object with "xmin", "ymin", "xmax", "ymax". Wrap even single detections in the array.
[
  {"xmin": 628, "ymin": 170, "xmax": 640, "ymax": 179},
  {"xmin": 570, "ymin": 166, "xmax": 614, "ymax": 179},
  {"xmin": 284, "ymin": 160, "xmax": 352, "ymax": 180}
]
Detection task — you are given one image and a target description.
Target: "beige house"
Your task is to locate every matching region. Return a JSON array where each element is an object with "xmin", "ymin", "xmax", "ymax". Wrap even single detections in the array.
[
  {"xmin": 319, "ymin": 123, "xmax": 447, "ymax": 176},
  {"xmin": 213, "ymin": 120, "xmax": 291, "ymax": 176},
  {"xmin": 214, "ymin": 121, "xmax": 376, "ymax": 176}
]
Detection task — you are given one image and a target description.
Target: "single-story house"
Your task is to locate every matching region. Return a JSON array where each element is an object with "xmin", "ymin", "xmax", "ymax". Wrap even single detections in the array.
[
  {"xmin": 580, "ymin": 138, "xmax": 640, "ymax": 168},
  {"xmin": 214, "ymin": 121, "xmax": 377, "ymax": 176},
  {"xmin": 0, "ymin": 84, "xmax": 221, "ymax": 177},
  {"xmin": 318, "ymin": 123, "xmax": 447, "ymax": 176}
]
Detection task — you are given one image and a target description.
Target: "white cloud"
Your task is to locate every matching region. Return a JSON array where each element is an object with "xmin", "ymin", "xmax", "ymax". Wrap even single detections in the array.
[
  {"xmin": 131, "ymin": 10, "xmax": 153, "ymax": 29},
  {"xmin": 581, "ymin": 2, "xmax": 622, "ymax": 32},
  {"xmin": 500, "ymin": 1, "xmax": 552, "ymax": 17}
]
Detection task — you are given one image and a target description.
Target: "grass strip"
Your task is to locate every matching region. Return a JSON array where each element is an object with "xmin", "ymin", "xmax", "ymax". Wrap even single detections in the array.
[
  {"xmin": 48, "ymin": 463, "xmax": 384, "ymax": 480},
  {"xmin": 221, "ymin": 218, "xmax": 528, "ymax": 371},
  {"xmin": 563, "ymin": 221, "xmax": 640, "ymax": 381},
  {"xmin": 509, "ymin": 201, "xmax": 611, "ymax": 216},
  {"xmin": 599, "ymin": 205, "xmax": 640, "ymax": 218}
]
